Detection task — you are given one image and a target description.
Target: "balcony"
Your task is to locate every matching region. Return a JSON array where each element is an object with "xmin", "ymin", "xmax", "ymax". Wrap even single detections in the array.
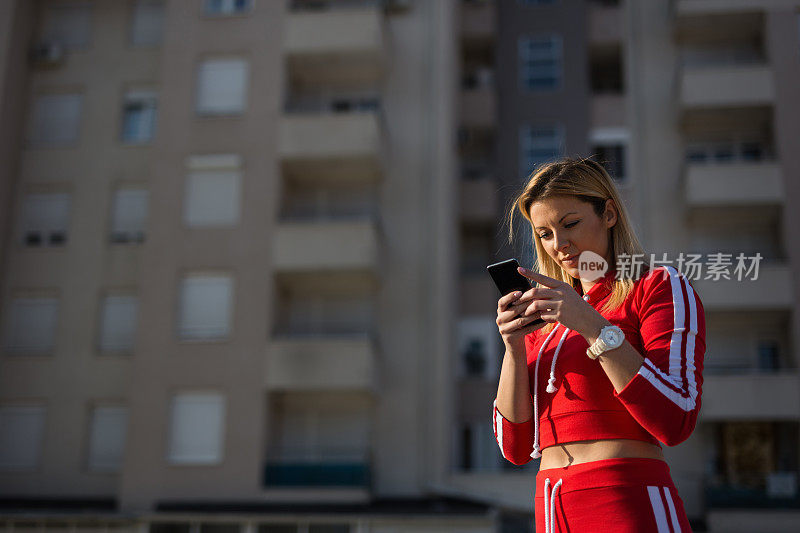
[
  {"xmin": 279, "ymin": 112, "xmax": 382, "ymax": 184},
  {"xmin": 692, "ymin": 263, "xmax": 793, "ymax": 311},
  {"xmin": 460, "ymin": 88, "xmax": 496, "ymax": 128},
  {"xmin": 285, "ymin": 7, "xmax": 386, "ymax": 85},
  {"xmin": 591, "ymin": 94, "xmax": 626, "ymax": 129},
  {"xmin": 266, "ymin": 334, "xmax": 376, "ymax": 392},
  {"xmin": 701, "ymin": 373, "xmax": 800, "ymax": 421},
  {"xmin": 680, "ymin": 64, "xmax": 774, "ymax": 108},
  {"xmin": 589, "ymin": 1, "xmax": 622, "ymax": 44},
  {"xmin": 685, "ymin": 162, "xmax": 783, "ymax": 207},
  {"xmin": 460, "ymin": 176, "xmax": 497, "ymax": 222},
  {"xmin": 273, "ymin": 217, "xmax": 379, "ymax": 273}
]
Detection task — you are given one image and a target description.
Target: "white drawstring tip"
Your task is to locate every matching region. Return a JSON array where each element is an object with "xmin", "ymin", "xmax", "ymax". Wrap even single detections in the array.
[
  {"xmin": 531, "ymin": 446, "xmax": 542, "ymax": 459},
  {"xmin": 546, "ymin": 376, "xmax": 557, "ymax": 393}
]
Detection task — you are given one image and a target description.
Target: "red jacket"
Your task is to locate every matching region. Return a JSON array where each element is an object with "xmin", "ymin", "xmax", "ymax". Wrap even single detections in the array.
[{"xmin": 492, "ymin": 265, "xmax": 706, "ymax": 465}]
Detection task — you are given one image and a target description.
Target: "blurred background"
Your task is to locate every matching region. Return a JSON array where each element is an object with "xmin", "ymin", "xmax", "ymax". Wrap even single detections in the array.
[{"xmin": 0, "ymin": 0, "xmax": 799, "ymax": 531}]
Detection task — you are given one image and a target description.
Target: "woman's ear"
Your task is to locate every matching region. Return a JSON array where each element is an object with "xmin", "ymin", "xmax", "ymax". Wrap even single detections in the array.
[{"xmin": 604, "ymin": 199, "xmax": 618, "ymax": 228}]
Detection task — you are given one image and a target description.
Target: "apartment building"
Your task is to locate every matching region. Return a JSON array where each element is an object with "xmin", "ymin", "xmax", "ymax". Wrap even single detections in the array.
[{"xmin": 0, "ymin": 0, "xmax": 501, "ymax": 531}]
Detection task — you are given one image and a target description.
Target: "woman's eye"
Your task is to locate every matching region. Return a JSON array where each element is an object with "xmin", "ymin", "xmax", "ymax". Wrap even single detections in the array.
[
  {"xmin": 539, "ymin": 232, "xmax": 550, "ymax": 239},
  {"xmin": 565, "ymin": 221, "xmax": 578, "ymax": 228}
]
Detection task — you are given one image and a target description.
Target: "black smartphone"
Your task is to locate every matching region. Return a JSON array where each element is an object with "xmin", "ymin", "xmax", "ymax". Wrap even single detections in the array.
[{"xmin": 486, "ymin": 258, "xmax": 545, "ymax": 326}]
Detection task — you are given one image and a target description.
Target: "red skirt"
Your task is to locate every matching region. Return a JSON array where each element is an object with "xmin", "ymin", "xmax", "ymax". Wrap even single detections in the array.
[{"xmin": 534, "ymin": 457, "xmax": 693, "ymax": 533}]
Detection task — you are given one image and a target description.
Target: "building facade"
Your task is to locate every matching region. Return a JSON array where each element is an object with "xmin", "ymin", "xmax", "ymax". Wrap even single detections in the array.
[{"xmin": 1, "ymin": 1, "xmax": 799, "ymax": 532}]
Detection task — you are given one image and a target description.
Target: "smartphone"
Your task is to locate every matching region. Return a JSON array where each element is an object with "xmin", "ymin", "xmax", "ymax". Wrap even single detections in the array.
[{"xmin": 486, "ymin": 258, "xmax": 545, "ymax": 326}]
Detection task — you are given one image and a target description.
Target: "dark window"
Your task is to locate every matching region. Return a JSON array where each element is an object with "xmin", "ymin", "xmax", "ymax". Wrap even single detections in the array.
[{"xmin": 592, "ymin": 144, "xmax": 626, "ymax": 181}]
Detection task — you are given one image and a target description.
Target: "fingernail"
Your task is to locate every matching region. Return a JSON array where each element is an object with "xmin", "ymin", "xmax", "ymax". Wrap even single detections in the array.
[{"xmin": 514, "ymin": 291, "xmax": 522, "ymax": 297}]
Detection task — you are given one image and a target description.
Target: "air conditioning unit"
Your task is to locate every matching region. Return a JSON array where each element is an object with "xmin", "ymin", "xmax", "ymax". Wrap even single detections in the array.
[{"xmin": 30, "ymin": 42, "xmax": 65, "ymax": 66}]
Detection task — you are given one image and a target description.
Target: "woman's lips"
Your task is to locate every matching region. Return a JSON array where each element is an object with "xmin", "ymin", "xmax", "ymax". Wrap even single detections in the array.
[{"xmin": 563, "ymin": 256, "xmax": 578, "ymax": 265}]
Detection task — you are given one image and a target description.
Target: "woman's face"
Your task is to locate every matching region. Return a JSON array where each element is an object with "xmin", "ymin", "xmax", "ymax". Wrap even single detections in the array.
[{"xmin": 529, "ymin": 195, "xmax": 618, "ymax": 276}]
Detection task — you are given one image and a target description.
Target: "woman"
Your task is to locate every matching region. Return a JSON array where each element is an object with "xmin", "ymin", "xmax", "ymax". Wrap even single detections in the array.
[{"xmin": 492, "ymin": 158, "xmax": 704, "ymax": 532}]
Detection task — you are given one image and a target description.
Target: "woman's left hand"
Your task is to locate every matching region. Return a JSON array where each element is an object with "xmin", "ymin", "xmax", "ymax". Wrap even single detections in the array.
[{"xmin": 513, "ymin": 266, "xmax": 607, "ymax": 336}]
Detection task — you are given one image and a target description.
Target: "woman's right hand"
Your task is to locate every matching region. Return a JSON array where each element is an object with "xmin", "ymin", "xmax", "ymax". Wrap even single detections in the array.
[{"xmin": 496, "ymin": 289, "xmax": 548, "ymax": 349}]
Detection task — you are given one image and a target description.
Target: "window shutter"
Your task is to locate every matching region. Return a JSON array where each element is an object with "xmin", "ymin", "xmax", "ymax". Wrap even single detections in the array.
[
  {"xmin": 99, "ymin": 296, "xmax": 138, "ymax": 352},
  {"xmin": 111, "ymin": 189, "xmax": 148, "ymax": 242},
  {"xmin": 168, "ymin": 393, "xmax": 225, "ymax": 464},
  {"xmin": 28, "ymin": 94, "xmax": 82, "ymax": 145},
  {"xmin": 131, "ymin": 0, "xmax": 164, "ymax": 46},
  {"xmin": 178, "ymin": 275, "xmax": 233, "ymax": 339},
  {"xmin": 4, "ymin": 297, "xmax": 59, "ymax": 352},
  {"xmin": 184, "ymin": 171, "xmax": 241, "ymax": 227},
  {"xmin": 196, "ymin": 59, "xmax": 248, "ymax": 115},
  {"xmin": 0, "ymin": 405, "xmax": 46, "ymax": 470},
  {"xmin": 87, "ymin": 406, "xmax": 128, "ymax": 471}
]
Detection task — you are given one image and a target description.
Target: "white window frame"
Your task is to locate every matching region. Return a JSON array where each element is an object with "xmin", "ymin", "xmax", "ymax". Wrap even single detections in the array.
[{"xmin": 518, "ymin": 34, "xmax": 563, "ymax": 91}]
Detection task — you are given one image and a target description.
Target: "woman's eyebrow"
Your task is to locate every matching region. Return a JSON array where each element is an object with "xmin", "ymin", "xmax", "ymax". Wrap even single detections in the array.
[{"xmin": 534, "ymin": 211, "xmax": 578, "ymax": 230}]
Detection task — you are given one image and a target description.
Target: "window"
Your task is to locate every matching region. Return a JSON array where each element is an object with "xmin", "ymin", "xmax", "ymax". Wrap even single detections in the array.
[
  {"xmin": 518, "ymin": 35, "xmax": 562, "ymax": 91},
  {"xmin": 0, "ymin": 405, "xmax": 46, "ymax": 470},
  {"xmin": 591, "ymin": 143, "xmax": 626, "ymax": 181},
  {"xmin": 98, "ymin": 295, "xmax": 138, "ymax": 353},
  {"xmin": 39, "ymin": 3, "xmax": 91, "ymax": 49},
  {"xmin": 178, "ymin": 274, "xmax": 233, "ymax": 340},
  {"xmin": 87, "ymin": 405, "xmax": 128, "ymax": 472},
  {"xmin": 458, "ymin": 316, "xmax": 500, "ymax": 380},
  {"xmin": 121, "ymin": 90, "xmax": 157, "ymax": 143},
  {"xmin": 3, "ymin": 297, "xmax": 59, "ymax": 353},
  {"xmin": 110, "ymin": 189, "xmax": 148, "ymax": 244},
  {"xmin": 684, "ymin": 140, "xmax": 770, "ymax": 165},
  {"xmin": 20, "ymin": 193, "xmax": 70, "ymax": 247},
  {"xmin": 196, "ymin": 59, "xmax": 249, "ymax": 115},
  {"xmin": 27, "ymin": 94, "xmax": 82, "ymax": 146},
  {"xmin": 184, "ymin": 170, "xmax": 241, "ymax": 227},
  {"xmin": 131, "ymin": 0, "xmax": 164, "ymax": 46},
  {"xmin": 460, "ymin": 421, "xmax": 500, "ymax": 472},
  {"xmin": 167, "ymin": 393, "xmax": 225, "ymax": 464},
  {"xmin": 205, "ymin": 0, "xmax": 253, "ymax": 15},
  {"xmin": 519, "ymin": 124, "xmax": 564, "ymax": 176}
]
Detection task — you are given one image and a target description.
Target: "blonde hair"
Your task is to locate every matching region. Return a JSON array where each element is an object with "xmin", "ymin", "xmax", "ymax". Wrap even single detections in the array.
[{"xmin": 505, "ymin": 157, "xmax": 651, "ymax": 336}]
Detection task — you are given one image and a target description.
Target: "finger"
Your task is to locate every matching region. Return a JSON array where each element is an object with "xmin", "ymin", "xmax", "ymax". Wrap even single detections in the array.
[
  {"xmin": 497, "ymin": 290, "xmax": 523, "ymax": 312},
  {"xmin": 518, "ymin": 300, "xmax": 556, "ymax": 316},
  {"xmin": 517, "ymin": 267, "xmax": 563, "ymax": 288},
  {"xmin": 516, "ymin": 287, "xmax": 559, "ymax": 303},
  {"xmin": 507, "ymin": 312, "xmax": 544, "ymax": 332}
]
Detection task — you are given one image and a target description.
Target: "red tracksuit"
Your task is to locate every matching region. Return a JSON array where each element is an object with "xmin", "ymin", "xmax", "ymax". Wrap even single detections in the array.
[{"xmin": 492, "ymin": 265, "xmax": 705, "ymax": 532}]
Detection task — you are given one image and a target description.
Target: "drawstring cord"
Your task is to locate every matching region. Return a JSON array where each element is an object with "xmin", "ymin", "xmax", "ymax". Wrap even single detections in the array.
[
  {"xmin": 543, "ymin": 477, "xmax": 563, "ymax": 533},
  {"xmin": 531, "ymin": 294, "xmax": 591, "ymax": 459}
]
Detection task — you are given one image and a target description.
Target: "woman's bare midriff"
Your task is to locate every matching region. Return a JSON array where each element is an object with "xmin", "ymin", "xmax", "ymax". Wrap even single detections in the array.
[{"xmin": 539, "ymin": 438, "xmax": 664, "ymax": 469}]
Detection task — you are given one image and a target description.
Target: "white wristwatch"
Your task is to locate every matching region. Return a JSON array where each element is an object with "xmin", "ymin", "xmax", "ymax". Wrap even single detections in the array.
[{"xmin": 586, "ymin": 325, "xmax": 625, "ymax": 360}]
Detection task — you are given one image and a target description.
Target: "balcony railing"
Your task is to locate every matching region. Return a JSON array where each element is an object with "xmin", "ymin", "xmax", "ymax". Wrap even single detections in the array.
[
  {"xmin": 264, "ymin": 446, "xmax": 371, "ymax": 488},
  {"xmin": 706, "ymin": 481, "xmax": 800, "ymax": 509}
]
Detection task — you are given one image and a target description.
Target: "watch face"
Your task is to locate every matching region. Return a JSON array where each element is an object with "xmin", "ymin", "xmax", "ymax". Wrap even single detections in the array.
[{"xmin": 602, "ymin": 327, "xmax": 623, "ymax": 347}]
